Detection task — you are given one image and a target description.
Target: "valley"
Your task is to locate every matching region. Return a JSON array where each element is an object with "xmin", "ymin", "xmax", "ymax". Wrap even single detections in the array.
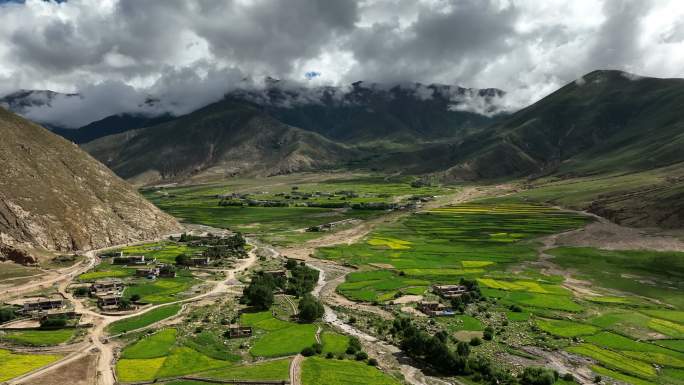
[{"xmin": 2, "ymin": 173, "xmax": 682, "ymax": 385}]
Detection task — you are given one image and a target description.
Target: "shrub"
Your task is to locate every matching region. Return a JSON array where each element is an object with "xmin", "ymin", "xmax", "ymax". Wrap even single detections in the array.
[
  {"xmin": 594, "ymin": 375, "xmax": 602, "ymax": 383},
  {"xmin": 519, "ymin": 367, "xmax": 556, "ymax": 385},
  {"xmin": 483, "ymin": 326, "xmax": 494, "ymax": 341},
  {"xmin": 326, "ymin": 352, "xmax": 334, "ymax": 359},
  {"xmin": 510, "ymin": 304, "xmax": 523, "ymax": 313},
  {"xmin": 301, "ymin": 346, "xmax": 315, "ymax": 356},
  {"xmin": 368, "ymin": 358, "xmax": 378, "ymax": 366},
  {"xmin": 355, "ymin": 351, "xmax": 368, "ymax": 361},
  {"xmin": 40, "ymin": 316, "xmax": 67, "ymax": 329},
  {"xmin": 469, "ymin": 337, "xmax": 482, "ymax": 346},
  {"xmin": 563, "ymin": 373, "xmax": 574, "ymax": 382},
  {"xmin": 130, "ymin": 294, "xmax": 141, "ymax": 302},
  {"xmin": 298, "ymin": 294, "xmax": 324, "ymax": 323},
  {"xmin": 313, "ymin": 343, "xmax": 323, "ymax": 354}
]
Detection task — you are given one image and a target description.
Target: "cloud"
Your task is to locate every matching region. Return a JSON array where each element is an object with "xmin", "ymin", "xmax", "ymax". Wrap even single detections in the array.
[{"xmin": 0, "ymin": 0, "xmax": 683, "ymax": 127}]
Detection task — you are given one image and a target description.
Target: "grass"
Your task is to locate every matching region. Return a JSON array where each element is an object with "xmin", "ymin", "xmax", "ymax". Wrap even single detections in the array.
[
  {"xmin": 124, "ymin": 276, "xmax": 197, "ymax": 303},
  {"xmin": 319, "ymin": 202, "xmax": 589, "ymax": 302},
  {"xmin": 436, "ymin": 315, "xmax": 483, "ymax": 332},
  {"xmin": 483, "ymin": 288, "xmax": 583, "ymax": 312},
  {"xmin": 115, "ymin": 241, "xmax": 206, "ymax": 264},
  {"xmin": 116, "ymin": 357, "xmax": 167, "ymax": 382},
  {"xmin": 200, "ymin": 358, "xmax": 291, "ymax": 381},
  {"xmin": 589, "ymin": 312, "xmax": 684, "ymax": 340},
  {"xmin": 590, "ymin": 365, "xmax": 657, "ymax": 385},
  {"xmin": 566, "ymin": 344, "xmax": 656, "ymax": 379},
  {"xmin": 547, "ymin": 247, "xmax": 684, "ymax": 308},
  {"xmin": 655, "ymin": 340, "xmax": 684, "ymax": 353},
  {"xmin": 183, "ymin": 330, "xmax": 241, "ymax": 361},
  {"xmin": 321, "ymin": 331, "xmax": 350, "ymax": 355},
  {"xmin": 240, "ymin": 311, "xmax": 317, "ymax": 357},
  {"xmin": 535, "ymin": 318, "xmax": 600, "ymax": 337},
  {"xmin": 77, "ymin": 264, "xmax": 135, "ymax": 281},
  {"xmin": 301, "ymin": 357, "xmax": 401, "ymax": 385},
  {"xmin": 107, "ymin": 304, "xmax": 181, "ymax": 335},
  {"xmin": 155, "ymin": 347, "xmax": 233, "ymax": 378},
  {"xmin": 0, "ymin": 328, "xmax": 76, "ymax": 346},
  {"xmin": 0, "ymin": 349, "xmax": 63, "ymax": 382},
  {"xmin": 120, "ymin": 328, "xmax": 177, "ymax": 359}
]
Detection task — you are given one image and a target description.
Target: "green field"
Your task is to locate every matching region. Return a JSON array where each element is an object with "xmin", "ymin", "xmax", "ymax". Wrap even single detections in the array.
[
  {"xmin": 589, "ymin": 312, "xmax": 684, "ymax": 340},
  {"xmin": 115, "ymin": 241, "xmax": 206, "ymax": 264},
  {"xmin": 321, "ymin": 331, "xmax": 350, "ymax": 355},
  {"xmin": 78, "ymin": 263, "xmax": 135, "ymax": 281},
  {"xmin": 0, "ymin": 328, "xmax": 76, "ymax": 346},
  {"xmin": 124, "ymin": 276, "xmax": 197, "ymax": 303},
  {"xmin": 535, "ymin": 318, "xmax": 600, "ymax": 338},
  {"xmin": 107, "ymin": 304, "xmax": 182, "ymax": 335},
  {"xmin": 567, "ymin": 344, "xmax": 657, "ymax": 379},
  {"xmin": 120, "ymin": 329, "xmax": 178, "ymax": 359},
  {"xmin": 318, "ymin": 202, "xmax": 589, "ymax": 302},
  {"xmin": 0, "ymin": 349, "xmax": 63, "ymax": 382},
  {"xmin": 547, "ymin": 247, "xmax": 684, "ymax": 308},
  {"xmin": 301, "ymin": 357, "xmax": 400, "ymax": 385},
  {"xmin": 200, "ymin": 358, "xmax": 291, "ymax": 381},
  {"xmin": 239, "ymin": 311, "xmax": 317, "ymax": 357}
]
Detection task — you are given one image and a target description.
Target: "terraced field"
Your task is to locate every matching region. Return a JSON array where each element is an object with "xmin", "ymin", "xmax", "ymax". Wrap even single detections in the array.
[
  {"xmin": 107, "ymin": 304, "xmax": 182, "ymax": 334},
  {"xmin": 0, "ymin": 349, "xmax": 63, "ymax": 382},
  {"xmin": 240, "ymin": 311, "xmax": 317, "ymax": 357},
  {"xmin": 301, "ymin": 357, "xmax": 401, "ymax": 385},
  {"xmin": 0, "ymin": 328, "xmax": 77, "ymax": 346}
]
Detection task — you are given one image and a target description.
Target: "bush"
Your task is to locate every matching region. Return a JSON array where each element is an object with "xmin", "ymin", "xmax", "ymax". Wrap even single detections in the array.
[
  {"xmin": 563, "ymin": 373, "xmax": 574, "ymax": 382},
  {"xmin": 40, "ymin": 316, "xmax": 67, "ymax": 329},
  {"xmin": 469, "ymin": 337, "xmax": 482, "ymax": 346},
  {"xmin": 326, "ymin": 352, "xmax": 334, "ymax": 359},
  {"xmin": 0, "ymin": 307, "xmax": 16, "ymax": 323},
  {"xmin": 594, "ymin": 375, "xmax": 602, "ymax": 383},
  {"xmin": 368, "ymin": 358, "xmax": 378, "ymax": 366},
  {"xmin": 301, "ymin": 346, "xmax": 316, "ymax": 357},
  {"xmin": 175, "ymin": 253, "xmax": 192, "ymax": 266},
  {"xmin": 130, "ymin": 294, "xmax": 141, "ymax": 302},
  {"xmin": 519, "ymin": 367, "xmax": 556, "ymax": 385},
  {"xmin": 510, "ymin": 304, "xmax": 523, "ymax": 312},
  {"xmin": 313, "ymin": 343, "xmax": 323, "ymax": 354},
  {"xmin": 73, "ymin": 287, "xmax": 89, "ymax": 296},
  {"xmin": 483, "ymin": 326, "xmax": 494, "ymax": 341},
  {"xmin": 355, "ymin": 351, "xmax": 368, "ymax": 361}
]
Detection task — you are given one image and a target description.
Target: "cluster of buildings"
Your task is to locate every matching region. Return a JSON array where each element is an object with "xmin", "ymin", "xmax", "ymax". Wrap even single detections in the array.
[
  {"xmin": 90, "ymin": 279, "xmax": 125, "ymax": 310},
  {"xmin": 5, "ymin": 296, "xmax": 77, "ymax": 321},
  {"xmin": 416, "ymin": 284, "xmax": 471, "ymax": 317}
]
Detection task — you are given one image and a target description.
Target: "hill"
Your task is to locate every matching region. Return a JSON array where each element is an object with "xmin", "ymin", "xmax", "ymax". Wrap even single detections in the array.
[
  {"xmin": 0, "ymin": 107, "xmax": 180, "ymax": 256},
  {"xmin": 440, "ymin": 70, "xmax": 684, "ymax": 180},
  {"xmin": 83, "ymin": 100, "xmax": 357, "ymax": 185}
]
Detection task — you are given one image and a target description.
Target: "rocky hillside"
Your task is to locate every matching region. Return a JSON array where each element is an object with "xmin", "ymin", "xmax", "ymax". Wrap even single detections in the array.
[
  {"xmin": 0, "ymin": 107, "xmax": 180, "ymax": 254},
  {"xmin": 83, "ymin": 100, "xmax": 357, "ymax": 185}
]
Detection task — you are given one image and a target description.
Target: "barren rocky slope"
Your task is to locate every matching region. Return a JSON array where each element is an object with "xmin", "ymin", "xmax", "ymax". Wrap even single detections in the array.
[{"xmin": 0, "ymin": 107, "xmax": 180, "ymax": 255}]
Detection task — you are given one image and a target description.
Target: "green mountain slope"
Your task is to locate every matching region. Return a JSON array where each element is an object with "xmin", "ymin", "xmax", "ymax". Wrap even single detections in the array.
[{"xmin": 83, "ymin": 100, "xmax": 357, "ymax": 185}]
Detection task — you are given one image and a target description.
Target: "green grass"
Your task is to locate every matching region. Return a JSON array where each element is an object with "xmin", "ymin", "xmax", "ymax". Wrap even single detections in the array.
[
  {"xmin": 641, "ymin": 310, "xmax": 684, "ymax": 324},
  {"xmin": 535, "ymin": 318, "xmax": 600, "ymax": 338},
  {"xmin": 655, "ymin": 340, "xmax": 684, "ymax": 353},
  {"xmin": 115, "ymin": 241, "xmax": 206, "ymax": 264},
  {"xmin": 107, "ymin": 304, "xmax": 181, "ymax": 335},
  {"xmin": 483, "ymin": 288, "xmax": 583, "ymax": 312},
  {"xmin": 182, "ymin": 330, "xmax": 241, "ymax": 361},
  {"xmin": 155, "ymin": 347, "xmax": 233, "ymax": 378},
  {"xmin": 78, "ymin": 264, "xmax": 135, "ymax": 281},
  {"xmin": 200, "ymin": 358, "xmax": 291, "ymax": 381},
  {"xmin": 301, "ymin": 357, "xmax": 401, "ymax": 385},
  {"xmin": 240, "ymin": 311, "xmax": 292, "ymax": 331},
  {"xmin": 250, "ymin": 323, "xmax": 317, "ymax": 357},
  {"xmin": 506, "ymin": 311, "xmax": 530, "ymax": 322},
  {"xmin": 590, "ymin": 365, "xmax": 657, "ymax": 385},
  {"xmin": 547, "ymin": 247, "xmax": 684, "ymax": 308},
  {"xmin": 589, "ymin": 312, "xmax": 684, "ymax": 340},
  {"xmin": 0, "ymin": 349, "xmax": 63, "ymax": 382},
  {"xmin": 584, "ymin": 332, "xmax": 684, "ymax": 368},
  {"xmin": 0, "ymin": 328, "xmax": 76, "ymax": 346},
  {"xmin": 124, "ymin": 276, "xmax": 197, "ymax": 303},
  {"xmin": 320, "ymin": 202, "xmax": 589, "ymax": 302},
  {"xmin": 116, "ymin": 357, "xmax": 167, "ymax": 382},
  {"xmin": 321, "ymin": 332, "xmax": 350, "ymax": 355},
  {"xmin": 566, "ymin": 344, "xmax": 656, "ymax": 379},
  {"xmin": 120, "ymin": 328, "xmax": 177, "ymax": 359}
]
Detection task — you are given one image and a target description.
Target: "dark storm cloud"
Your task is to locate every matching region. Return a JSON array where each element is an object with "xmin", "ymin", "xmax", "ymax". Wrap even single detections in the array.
[{"xmin": 0, "ymin": 0, "xmax": 683, "ymax": 127}]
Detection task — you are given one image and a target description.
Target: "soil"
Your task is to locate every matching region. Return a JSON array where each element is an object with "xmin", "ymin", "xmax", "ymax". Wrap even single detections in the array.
[{"xmin": 21, "ymin": 353, "xmax": 98, "ymax": 385}]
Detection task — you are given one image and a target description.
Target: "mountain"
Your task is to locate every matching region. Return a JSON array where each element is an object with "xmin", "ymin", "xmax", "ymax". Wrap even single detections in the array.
[
  {"xmin": 0, "ymin": 107, "xmax": 180, "ymax": 256},
  {"xmin": 52, "ymin": 113, "xmax": 175, "ymax": 144},
  {"xmin": 439, "ymin": 70, "xmax": 684, "ymax": 180},
  {"xmin": 0, "ymin": 89, "xmax": 77, "ymax": 113},
  {"xmin": 83, "ymin": 100, "xmax": 357, "ymax": 185},
  {"xmin": 229, "ymin": 79, "xmax": 504, "ymax": 144}
]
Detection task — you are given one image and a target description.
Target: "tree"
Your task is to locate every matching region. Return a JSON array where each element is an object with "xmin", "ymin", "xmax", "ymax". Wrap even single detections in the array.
[
  {"xmin": 483, "ymin": 326, "xmax": 494, "ymax": 341},
  {"xmin": 519, "ymin": 367, "xmax": 556, "ymax": 385},
  {"xmin": 469, "ymin": 336, "xmax": 482, "ymax": 346},
  {"xmin": 456, "ymin": 341, "xmax": 471, "ymax": 357},
  {"xmin": 40, "ymin": 316, "xmax": 67, "ymax": 329},
  {"xmin": 73, "ymin": 287, "xmax": 89, "ymax": 296},
  {"xmin": 130, "ymin": 294, "xmax": 141, "ymax": 302},
  {"xmin": 298, "ymin": 294, "xmax": 324, "ymax": 323},
  {"xmin": 118, "ymin": 298, "xmax": 132, "ymax": 310},
  {"xmin": 355, "ymin": 351, "xmax": 368, "ymax": 361},
  {"xmin": 244, "ymin": 283, "xmax": 274, "ymax": 310},
  {"xmin": 0, "ymin": 307, "xmax": 15, "ymax": 323},
  {"xmin": 175, "ymin": 253, "xmax": 192, "ymax": 266}
]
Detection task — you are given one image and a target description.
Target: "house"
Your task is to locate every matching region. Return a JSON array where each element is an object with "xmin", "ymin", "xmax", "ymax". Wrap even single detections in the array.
[
  {"xmin": 19, "ymin": 297, "xmax": 64, "ymax": 314},
  {"xmin": 432, "ymin": 284, "xmax": 468, "ymax": 299},
  {"xmin": 97, "ymin": 294, "xmax": 122, "ymax": 309},
  {"xmin": 90, "ymin": 279, "xmax": 124, "ymax": 296},
  {"xmin": 136, "ymin": 267, "xmax": 160, "ymax": 279},
  {"xmin": 227, "ymin": 325, "xmax": 253, "ymax": 338},
  {"xmin": 190, "ymin": 256, "xmax": 211, "ymax": 266},
  {"xmin": 417, "ymin": 301, "xmax": 454, "ymax": 317}
]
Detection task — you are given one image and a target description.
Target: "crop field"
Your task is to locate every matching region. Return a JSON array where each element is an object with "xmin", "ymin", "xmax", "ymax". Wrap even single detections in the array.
[
  {"xmin": 239, "ymin": 311, "xmax": 317, "ymax": 357},
  {"xmin": 115, "ymin": 328, "xmax": 234, "ymax": 381},
  {"xmin": 590, "ymin": 366, "xmax": 658, "ymax": 385},
  {"xmin": 124, "ymin": 275, "xmax": 197, "ymax": 303},
  {"xmin": 588, "ymin": 311, "xmax": 684, "ymax": 340},
  {"xmin": 115, "ymin": 241, "xmax": 207, "ymax": 264},
  {"xmin": 142, "ymin": 175, "xmax": 447, "ymax": 245},
  {"xmin": 77, "ymin": 263, "xmax": 135, "ymax": 281},
  {"xmin": 321, "ymin": 331, "xmax": 350, "ymax": 354},
  {"xmin": 301, "ymin": 357, "xmax": 401, "ymax": 385},
  {"xmin": 107, "ymin": 304, "xmax": 181, "ymax": 335},
  {"xmin": 200, "ymin": 358, "xmax": 291, "ymax": 381},
  {"xmin": 481, "ymin": 288, "xmax": 583, "ymax": 312},
  {"xmin": 535, "ymin": 319, "xmax": 600, "ymax": 337},
  {"xmin": 567, "ymin": 344, "xmax": 657, "ymax": 379},
  {"xmin": 317, "ymin": 202, "xmax": 588, "ymax": 302},
  {"xmin": 0, "ymin": 328, "xmax": 77, "ymax": 346},
  {"xmin": 656, "ymin": 340, "xmax": 684, "ymax": 353},
  {"xmin": 0, "ymin": 349, "xmax": 63, "ymax": 382},
  {"xmin": 547, "ymin": 247, "xmax": 684, "ymax": 308}
]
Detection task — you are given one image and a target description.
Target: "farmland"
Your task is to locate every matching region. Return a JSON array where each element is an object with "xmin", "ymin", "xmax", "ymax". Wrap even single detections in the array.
[
  {"xmin": 0, "ymin": 349, "xmax": 63, "ymax": 382},
  {"xmin": 107, "ymin": 304, "xmax": 182, "ymax": 334},
  {"xmin": 240, "ymin": 311, "xmax": 317, "ymax": 357},
  {"xmin": 301, "ymin": 357, "xmax": 401, "ymax": 385},
  {"xmin": 0, "ymin": 328, "xmax": 77, "ymax": 346}
]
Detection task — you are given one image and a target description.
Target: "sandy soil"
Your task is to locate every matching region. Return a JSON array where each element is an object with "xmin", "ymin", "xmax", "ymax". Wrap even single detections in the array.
[
  {"xmin": 21, "ymin": 353, "xmax": 98, "ymax": 385},
  {"xmin": 556, "ymin": 219, "xmax": 684, "ymax": 252}
]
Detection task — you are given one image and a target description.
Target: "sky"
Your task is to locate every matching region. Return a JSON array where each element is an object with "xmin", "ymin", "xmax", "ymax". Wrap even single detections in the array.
[{"xmin": 1, "ymin": 0, "xmax": 683, "ymax": 127}]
